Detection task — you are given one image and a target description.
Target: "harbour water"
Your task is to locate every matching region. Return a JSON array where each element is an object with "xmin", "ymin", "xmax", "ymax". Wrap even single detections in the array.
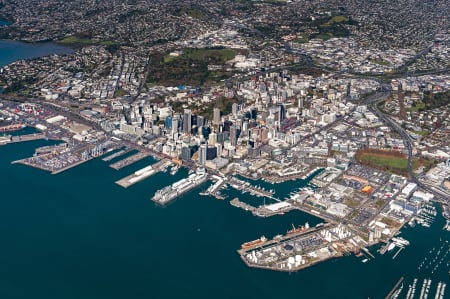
[
  {"xmin": 0, "ymin": 40, "xmax": 74, "ymax": 69},
  {"xmin": 0, "ymin": 43, "xmax": 448, "ymax": 299},
  {"xmin": 0, "ymin": 139, "xmax": 449, "ymax": 299}
]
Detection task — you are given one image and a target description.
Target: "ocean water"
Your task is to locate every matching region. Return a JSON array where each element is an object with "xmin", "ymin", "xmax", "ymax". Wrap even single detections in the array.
[{"xmin": 0, "ymin": 44, "xmax": 449, "ymax": 299}]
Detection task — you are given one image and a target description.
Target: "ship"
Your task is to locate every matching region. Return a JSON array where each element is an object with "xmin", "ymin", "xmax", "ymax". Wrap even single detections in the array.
[
  {"xmin": 0, "ymin": 123, "xmax": 25, "ymax": 132},
  {"xmin": 241, "ymin": 236, "xmax": 267, "ymax": 249},
  {"xmin": 286, "ymin": 222, "xmax": 310, "ymax": 235},
  {"xmin": 387, "ymin": 242, "xmax": 396, "ymax": 251}
]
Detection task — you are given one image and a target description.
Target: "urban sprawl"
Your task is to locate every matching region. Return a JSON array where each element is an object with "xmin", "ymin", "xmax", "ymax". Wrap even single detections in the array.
[{"xmin": 1, "ymin": 0, "xmax": 450, "ymax": 274}]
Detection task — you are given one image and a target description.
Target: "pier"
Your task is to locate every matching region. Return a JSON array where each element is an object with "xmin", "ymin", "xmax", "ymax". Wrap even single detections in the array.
[
  {"xmin": 385, "ymin": 277, "xmax": 404, "ymax": 299},
  {"xmin": 109, "ymin": 151, "xmax": 150, "ymax": 170},
  {"xmin": 102, "ymin": 147, "xmax": 133, "ymax": 162},
  {"xmin": 10, "ymin": 133, "xmax": 46, "ymax": 143},
  {"xmin": 228, "ymin": 177, "xmax": 278, "ymax": 201},
  {"xmin": 115, "ymin": 160, "xmax": 172, "ymax": 188},
  {"xmin": 230, "ymin": 198, "xmax": 257, "ymax": 213},
  {"xmin": 152, "ymin": 168, "xmax": 208, "ymax": 205},
  {"xmin": 11, "ymin": 140, "xmax": 114, "ymax": 174}
]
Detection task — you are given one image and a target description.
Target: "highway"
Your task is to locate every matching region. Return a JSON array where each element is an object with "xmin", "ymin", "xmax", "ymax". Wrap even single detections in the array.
[{"xmin": 365, "ymin": 87, "xmax": 450, "ymax": 204}]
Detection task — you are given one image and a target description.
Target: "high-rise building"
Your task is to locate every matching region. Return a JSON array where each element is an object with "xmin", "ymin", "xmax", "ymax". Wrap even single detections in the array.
[
  {"xmin": 208, "ymin": 131, "xmax": 217, "ymax": 145},
  {"xmin": 171, "ymin": 115, "xmax": 179, "ymax": 134},
  {"xmin": 230, "ymin": 125, "xmax": 240, "ymax": 146},
  {"xmin": 206, "ymin": 146, "xmax": 217, "ymax": 160},
  {"xmin": 181, "ymin": 146, "xmax": 191, "ymax": 161},
  {"xmin": 165, "ymin": 115, "xmax": 172, "ymax": 130},
  {"xmin": 213, "ymin": 108, "xmax": 221, "ymax": 125},
  {"xmin": 198, "ymin": 144, "xmax": 207, "ymax": 165},
  {"xmin": 197, "ymin": 115, "xmax": 204, "ymax": 127},
  {"xmin": 232, "ymin": 103, "xmax": 239, "ymax": 116},
  {"xmin": 183, "ymin": 109, "xmax": 192, "ymax": 133},
  {"xmin": 298, "ymin": 97, "xmax": 304, "ymax": 109},
  {"xmin": 223, "ymin": 120, "xmax": 233, "ymax": 132}
]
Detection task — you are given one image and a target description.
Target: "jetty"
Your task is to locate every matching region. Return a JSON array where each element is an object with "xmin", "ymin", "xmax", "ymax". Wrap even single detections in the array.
[
  {"xmin": 109, "ymin": 151, "xmax": 150, "ymax": 170},
  {"xmin": 102, "ymin": 147, "xmax": 133, "ymax": 162},
  {"xmin": 385, "ymin": 277, "xmax": 404, "ymax": 299},
  {"xmin": 115, "ymin": 160, "xmax": 172, "ymax": 188}
]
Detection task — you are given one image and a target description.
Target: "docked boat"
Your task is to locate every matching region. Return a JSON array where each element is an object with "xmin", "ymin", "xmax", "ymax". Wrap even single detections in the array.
[
  {"xmin": 0, "ymin": 123, "xmax": 25, "ymax": 132},
  {"xmin": 241, "ymin": 236, "xmax": 267, "ymax": 249},
  {"xmin": 286, "ymin": 222, "xmax": 310, "ymax": 235},
  {"xmin": 387, "ymin": 242, "xmax": 396, "ymax": 251}
]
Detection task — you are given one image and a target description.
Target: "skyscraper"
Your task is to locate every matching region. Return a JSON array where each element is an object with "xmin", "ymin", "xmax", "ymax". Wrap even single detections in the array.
[
  {"xmin": 213, "ymin": 108, "xmax": 221, "ymax": 125},
  {"xmin": 183, "ymin": 109, "xmax": 192, "ymax": 133},
  {"xmin": 230, "ymin": 125, "xmax": 240, "ymax": 146},
  {"xmin": 232, "ymin": 103, "xmax": 239, "ymax": 116},
  {"xmin": 198, "ymin": 144, "xmax": 207, "ymax": 165}
]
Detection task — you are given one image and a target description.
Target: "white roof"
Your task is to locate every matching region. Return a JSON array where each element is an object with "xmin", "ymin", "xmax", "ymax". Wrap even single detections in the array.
[{"xmin": 265, "ymin": 201, "xmax": 291, "ymax": 212}]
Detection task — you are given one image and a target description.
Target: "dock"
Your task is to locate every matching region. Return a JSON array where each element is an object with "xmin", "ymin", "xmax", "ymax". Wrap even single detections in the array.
[
  {"xmin": 109, "ymin": 151, "xmax": 150, "ymax": 170},
  {"xmin": 385, "ymin": 277, "xmax": 404, "ymax": 299},
  {"xmin": 152, "ymin": 169, "xmax": 208, "ymax": 205},
  {"xmin": 10, "ymin": 133, "xmax": 46, "ymax": 143},
  {"xmin": 230, "ymin": 197, "xmax": 257, "ymax": 213},
  {"xmin": 237, "ymin": 223, "xmax": 361, "ymax": 273},
  {"xmin": 102, "ymin": 147, "xmax": 133, "ymax": 162},
  {"xmin": 115, "ymin": 160, "xmax": 172, "ymax": 188},
  {"xmin": 228, "ymin": 177, "xmax": 278, "ymax": 201}
]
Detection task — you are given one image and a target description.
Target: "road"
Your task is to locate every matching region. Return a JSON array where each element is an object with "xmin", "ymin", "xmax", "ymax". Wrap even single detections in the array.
[{"xmin": 366, "ymin": 87, "xmax": 449, "ymax": 204}]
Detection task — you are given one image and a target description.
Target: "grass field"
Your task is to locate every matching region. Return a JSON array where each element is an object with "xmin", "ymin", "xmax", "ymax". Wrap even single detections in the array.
[
  {"xmin": 58, "ymin": 35, "xmax": 117, "ymax": 47},
  {"xmin": 164, "ymin": 48, "xmax": 236, "ymax": 64},
  {"xmin": 356, "ymin": 148, "xmax": 435, "ymax": 176}
]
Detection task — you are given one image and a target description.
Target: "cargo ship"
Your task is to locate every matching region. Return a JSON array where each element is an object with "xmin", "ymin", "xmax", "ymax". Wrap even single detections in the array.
[
  {"xmin": 0, "ymin": 123, "xmax": 25, "ymax": 132},
  {"xmin": 286, "ymin": 222, "xmax": 310, "ymax": 235},
  {"xmin": 241, "ymin": 236, "xmax": 267, "ymax": 249}
]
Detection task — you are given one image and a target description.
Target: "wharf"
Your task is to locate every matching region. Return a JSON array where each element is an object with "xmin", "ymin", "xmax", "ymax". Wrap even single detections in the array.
[
  {"xmin": 116, "ymin": 159, "xmax": 172, "ymax": 188},
  {"xmin": 109, "ymin": 151, "xmax": 150, "ymax": 170},
  {"xmin": 51, "ymin": 158, "xmax": 93, "ymax": 174},
  {"xmin": 12, "ymin": 150, "xmax": 95, "ymax": 175},
  {"xmin": 102, "ymin": 147, "xmax": 133, "ymax": 162},
  {"xmin": 237, "ymin": 223, "xmax": 356, "ymax": 273},
  {"xmin": 152, "ymin": 170, "xmax": 208, "ymax": 205},
  {"xmin": 10, "ymin": 133, "xmax": 46, "ymax": 143},
  {"xmin": 384, "ymin": 277, "xmax": 404, "ymax": 299},
  {"xmin": 230, "ymin": 198, "xmax": 257, "ymax": 213}
]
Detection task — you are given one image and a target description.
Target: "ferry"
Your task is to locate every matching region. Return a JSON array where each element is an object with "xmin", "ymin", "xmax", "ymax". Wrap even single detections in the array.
[{"xmin": 241, "ymin": 236, "xmax": 267, "ymax": 249}]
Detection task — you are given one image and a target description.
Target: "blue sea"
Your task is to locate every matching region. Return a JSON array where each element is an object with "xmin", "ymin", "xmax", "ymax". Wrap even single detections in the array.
[{"xmin": 0, "ymin": 43, "xmax": 449, "ymax": 299}]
